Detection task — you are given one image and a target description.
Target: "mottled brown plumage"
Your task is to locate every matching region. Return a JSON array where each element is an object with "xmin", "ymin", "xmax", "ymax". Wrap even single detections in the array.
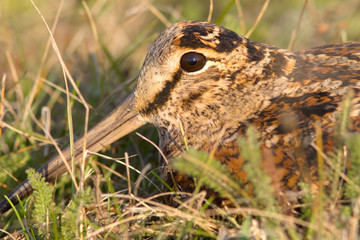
[{"xmin": 1, "ymin": 21, "xmax": 360, "ymax": 214}]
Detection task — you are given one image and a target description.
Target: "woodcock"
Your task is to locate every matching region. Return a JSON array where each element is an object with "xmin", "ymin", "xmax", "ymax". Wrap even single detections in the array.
[{"xmin": 1, "ymin": 21, "xmax": 360, "ymax": 214}]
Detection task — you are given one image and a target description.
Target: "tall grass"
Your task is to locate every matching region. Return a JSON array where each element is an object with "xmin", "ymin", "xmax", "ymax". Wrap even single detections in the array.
[{"xmin": 1, "ymin": 0, "xmax": 360, "ymax": 239}]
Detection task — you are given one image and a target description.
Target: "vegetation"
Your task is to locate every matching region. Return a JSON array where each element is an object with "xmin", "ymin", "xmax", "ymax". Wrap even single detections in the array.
[{"xmin": 1, "ymin": 0, "xmax": 360, "ymax": 239}]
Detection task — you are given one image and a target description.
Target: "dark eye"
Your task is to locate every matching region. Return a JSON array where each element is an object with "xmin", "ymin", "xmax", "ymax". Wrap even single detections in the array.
[{"xmin": 180, "ymin": 52, "xmax": 207, "ymax": 72}]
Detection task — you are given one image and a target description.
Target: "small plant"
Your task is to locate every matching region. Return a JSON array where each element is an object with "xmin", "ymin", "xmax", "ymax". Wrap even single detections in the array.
[
  {"xmin": 61, "ymin": 189, "xmax": 93, "ymax": 240},
  {"xmin": 27, "ymin": 168, "xmax": 56, "ymax": 238}
]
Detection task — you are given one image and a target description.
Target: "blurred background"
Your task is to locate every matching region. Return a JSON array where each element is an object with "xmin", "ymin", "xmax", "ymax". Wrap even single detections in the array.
[{"xmin": 0, "ymin": 0, "xmax": 360, "ymax": 223}]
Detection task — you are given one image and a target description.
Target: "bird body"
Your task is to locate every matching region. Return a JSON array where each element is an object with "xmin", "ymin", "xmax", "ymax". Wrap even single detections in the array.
[
  {"xmin": 135, "ymin": 21, "xmax": 360, "ymax": 196},
  {"xmin": 1, "ymin": 21, "xmax": 360, "ymax": 214}
]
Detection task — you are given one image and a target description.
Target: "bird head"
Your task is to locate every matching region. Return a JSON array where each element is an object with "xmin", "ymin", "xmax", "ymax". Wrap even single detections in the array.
[{"xmin": 133, "ymin": 21, "xmax": 294, "ymax": 150}]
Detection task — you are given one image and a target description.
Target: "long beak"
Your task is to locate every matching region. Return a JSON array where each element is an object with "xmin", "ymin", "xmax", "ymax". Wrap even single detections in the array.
[{"xmin": 0, "ymin": 92, "xmax": 145, "ymax": 214}]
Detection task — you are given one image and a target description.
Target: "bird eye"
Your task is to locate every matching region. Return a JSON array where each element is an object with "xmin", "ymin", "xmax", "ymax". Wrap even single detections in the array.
[{"xmin": 180, "ymin": 52, "xmax": 206, "ymax": 72}]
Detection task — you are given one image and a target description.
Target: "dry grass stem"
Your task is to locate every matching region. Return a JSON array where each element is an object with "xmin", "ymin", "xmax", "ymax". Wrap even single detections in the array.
[
  {"xmin": 288, "ymin": 0, "xmax": 309, "ymax": 51},
  {"xmin": 22, "ymin": 0, "xmax": 62, "ymax": 126},
  {"xmin": 145, "ymin": 1, "xmax": 171, "ymax": 27},
  {"xmin": 125, "ymin": 152, "xmax": 133, "ymax": 205},
  {"xmin": 235, "ymin": 0, "xmax": 246, "ymax": 34},
  {"xmin": 207, "ymin": 0, "xmax": 214, "ymax": 23},
  {"xmin": 245, "ymin": 0, "xmax": 270, "ymax": 38},
  {"xmin": 39, "ymin": 77, "xmax": 85, "ymax": 105},
  {"xmin": 5, "ymin": 52, "xmax": 23, "ymax": 104},
  {"xmin": 0, "ymin": 74, "xmax": 6, "ymax": 138}
]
